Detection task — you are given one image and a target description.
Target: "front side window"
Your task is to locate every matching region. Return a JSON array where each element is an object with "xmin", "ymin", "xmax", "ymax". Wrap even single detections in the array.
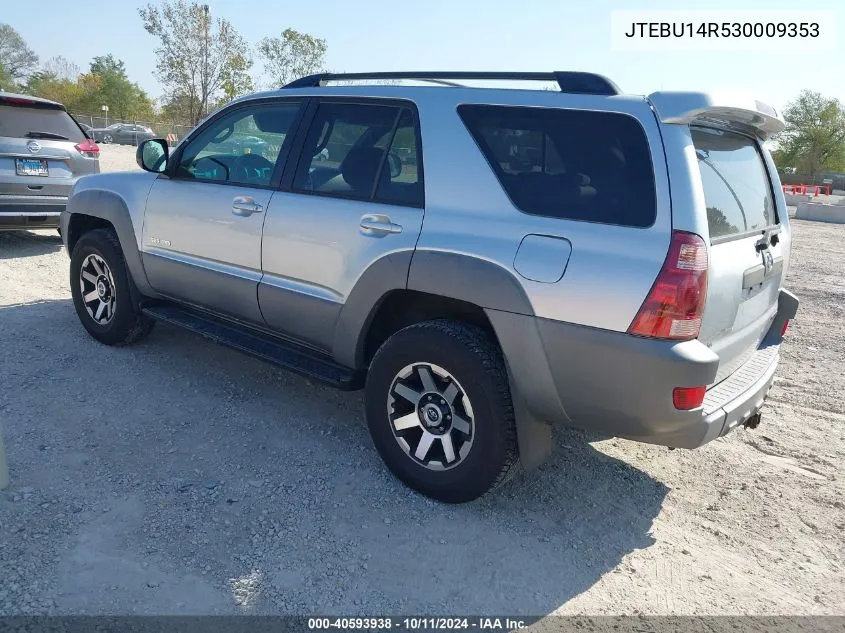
[
  {"xmin": 293, "ymin": 102, "xmax": 423, "ymax": 206},
  {"xmin": 176, "ymin": 101, "xmax": 301, "ymax": 187},
  {"xmin": 458, "ymin": 105, "xmax": 656, "ymax": 227},
  {"xmin": 692, "ymin": 127, "xmax": 777, "ymax": 239}
]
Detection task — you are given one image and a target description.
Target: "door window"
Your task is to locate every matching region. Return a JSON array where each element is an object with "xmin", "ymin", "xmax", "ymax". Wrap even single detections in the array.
[
  {"xmin": 293, "ymin": 102, "xmax": 423, "ymax": 206},
  {"xmin": 176, "ymin": 101, "xmax": 301, "ymax": 187}
]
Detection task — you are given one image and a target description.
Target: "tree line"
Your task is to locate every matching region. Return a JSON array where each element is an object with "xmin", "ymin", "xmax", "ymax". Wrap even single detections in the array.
[
  {"xmin": 0, "ymin": 0, "xmax": 328, "ymax": 125},
  {"xmin": 772, "ymin": 91, "xmax": 845, "ymax": 184}
]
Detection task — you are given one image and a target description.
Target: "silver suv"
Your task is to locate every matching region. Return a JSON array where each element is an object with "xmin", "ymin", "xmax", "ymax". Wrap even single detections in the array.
[
  {"xmin": 1, "ymin": 92, "xmax": 100, "ymax": 231},
  {"xmin": 60, "ymin": 71, "xmax": 798, "ymax": 502}
]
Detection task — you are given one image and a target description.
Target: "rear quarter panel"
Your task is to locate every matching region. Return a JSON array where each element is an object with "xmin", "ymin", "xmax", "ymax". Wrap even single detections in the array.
[{"xmin": 410, "ymin": 89, "xmax": 672, "ymax": 331}]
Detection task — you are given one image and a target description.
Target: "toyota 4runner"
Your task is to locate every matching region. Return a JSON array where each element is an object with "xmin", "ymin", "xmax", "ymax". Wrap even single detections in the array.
[{"xmin": 60, "ymin": 71, "xmax": 799, "ymax": 502}]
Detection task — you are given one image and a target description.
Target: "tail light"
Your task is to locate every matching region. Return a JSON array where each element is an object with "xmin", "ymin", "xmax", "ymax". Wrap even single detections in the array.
[
  {"xmin": 673, "ymin": 386, "xmax": 706, "ymax": 410},
  {"xmin": 75, "ymin": 138, "xmax": 100, "ymax": 158},
  {"xmin": 629, "ymin": 231, "xmax": 708, "ymax": 341}
]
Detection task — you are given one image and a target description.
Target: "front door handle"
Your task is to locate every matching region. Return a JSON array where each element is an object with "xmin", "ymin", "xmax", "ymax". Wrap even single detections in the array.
[
  {"xmin": 232, "ymin": 196, "xmax": 263, "ymax": 217},
  {"xmin": 359, "ymin": 213, "xmax": 402, "ymax": 236}
]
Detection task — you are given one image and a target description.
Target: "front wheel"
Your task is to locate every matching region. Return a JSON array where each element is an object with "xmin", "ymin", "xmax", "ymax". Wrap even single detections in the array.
[
  {"xmin": 365, "ymin": 320, "xmax": 518, "ymax": 503},
  {"xmin": 69, "ymin": 228, "xmax": 154, "ymax": 346}
]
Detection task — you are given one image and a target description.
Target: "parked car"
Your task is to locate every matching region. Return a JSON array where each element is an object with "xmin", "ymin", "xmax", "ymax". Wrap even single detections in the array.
[
  {"xmin": 1, "ymin": 91, "xmax": 99, "ymax": 232},
  {"xmin": 77, "ymin": 121, "xmax": 94, "ymax": 135},
  {"xmin": 210, "ymin": 134, "xmax": 270, "ymax": 156},
  {"xmin": 60, "ymin": 71, "xmax": 798, "ymax": 502},
  {"xmin": 90, "ymin": 123, "xmax": 155, "ymax": 146}
]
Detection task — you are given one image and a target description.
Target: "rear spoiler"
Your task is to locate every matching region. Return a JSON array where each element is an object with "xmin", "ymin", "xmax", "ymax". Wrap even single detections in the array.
[{"xmin": 647, "ymin": 91, "xmax": 785, "ymax": 140}]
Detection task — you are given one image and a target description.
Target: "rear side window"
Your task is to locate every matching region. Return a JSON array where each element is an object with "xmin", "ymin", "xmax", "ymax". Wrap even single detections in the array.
[
  {"xmin": 692, "ymin": 127, "xmax": 777, "ymax": 239},
  {"xmin": 293, "ymin": 102, "xmax": 423, "ymax": 207},
  {"xmin": 0, "ymin": 104, "xmax": 85, "ymax": 142},
  {"xmin": 458, "ymin": 105, "xmax": 656, "ymax": 227}
]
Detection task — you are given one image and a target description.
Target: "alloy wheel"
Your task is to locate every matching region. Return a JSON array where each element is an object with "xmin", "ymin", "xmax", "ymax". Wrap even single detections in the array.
[
  {"xmin": 387, "ymin": 363, "xmax": 475, "ymax": 471},
  {"xmin": 79, "ymin": 253, "xmax": 116, "ymax": 325}
]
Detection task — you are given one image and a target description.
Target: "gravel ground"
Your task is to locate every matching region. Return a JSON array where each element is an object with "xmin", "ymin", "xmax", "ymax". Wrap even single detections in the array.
[
  {"xmin": 96, "ymin": 143, "xmax": 142, "ymax": 172},
  {"xmin": 0, "ymin": 147, "xmax": 843, "ymax": 617}
]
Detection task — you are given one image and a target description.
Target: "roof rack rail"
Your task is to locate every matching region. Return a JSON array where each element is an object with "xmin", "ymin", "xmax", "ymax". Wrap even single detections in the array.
[{"xmin": 283, "ymin": 71, "xmax": 620, "ymax": 96}]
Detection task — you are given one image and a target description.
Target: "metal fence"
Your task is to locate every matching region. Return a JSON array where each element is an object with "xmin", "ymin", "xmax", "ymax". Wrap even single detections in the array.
[
  {"xmin": 70, "ymin": 112, "xmax": 194, "ymax": 146},
  {"xmin": 780, "ymin": 172, "xmax": 845, "ymax": 192}
]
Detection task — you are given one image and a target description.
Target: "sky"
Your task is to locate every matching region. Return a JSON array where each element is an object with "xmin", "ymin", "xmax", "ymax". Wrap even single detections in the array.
[{"xmin": 3, "ymin": 0, "xmax": 842, "ymax": 113}]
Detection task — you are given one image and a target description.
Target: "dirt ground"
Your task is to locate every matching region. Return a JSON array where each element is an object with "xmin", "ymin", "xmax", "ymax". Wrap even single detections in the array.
[{"xmin": 0, "ymin": 146, "xmax": 842, "ymax": 616}]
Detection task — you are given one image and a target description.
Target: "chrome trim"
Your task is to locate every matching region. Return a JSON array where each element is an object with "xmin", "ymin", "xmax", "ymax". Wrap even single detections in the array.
[
  {"xmin": 0, "ymin": 152, "xmax": 70, "ymax": 160},
  {"xmin": 0, "ymin": 211, "xmax": 62, "ymax": 217}
]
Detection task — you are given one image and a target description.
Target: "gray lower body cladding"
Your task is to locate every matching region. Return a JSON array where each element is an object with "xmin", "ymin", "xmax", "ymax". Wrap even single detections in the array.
[{"xmin": 487, "ymin": 307, "xmax": 786, "ymax": 450}]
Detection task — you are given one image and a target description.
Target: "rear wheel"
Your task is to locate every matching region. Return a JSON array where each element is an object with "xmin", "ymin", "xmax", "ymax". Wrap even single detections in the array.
[
  {"xmin": 102, "ymin": 134, "xmax": 112, "ymax": 144},
  {"xmin": 365, "ymin": 320, "xmax": 518, "ymax": 503},
  {"xmin": 69, "ymin": 228, "xmax": 153, "ymax": 346}
]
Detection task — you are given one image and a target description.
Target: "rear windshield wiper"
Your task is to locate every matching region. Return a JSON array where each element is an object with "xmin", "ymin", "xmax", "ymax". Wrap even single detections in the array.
[{"xmin": 25, "ymin": 131, "xmax": 70, "ymax": 140}]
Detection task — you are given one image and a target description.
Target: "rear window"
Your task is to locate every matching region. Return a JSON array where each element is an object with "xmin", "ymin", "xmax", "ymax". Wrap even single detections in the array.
[
  {"xmin": 692, "ymin": 127, "xmax": 777, "ymax": 239},
  {"xmin": 0, "ymin": 103, "xmax": 86, "ymax": 142},
  {"xmin": 458, "ymin": 105, "xmax": 656, "ymax": 227}
]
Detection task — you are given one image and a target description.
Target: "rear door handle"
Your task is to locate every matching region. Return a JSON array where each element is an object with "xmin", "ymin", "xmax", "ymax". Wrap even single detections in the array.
[
  {"xmin": 359, "ymin": 214, "xmax": 402, "ymax": 236},
  {"xmin": 232, "ymin": 196, "xmax": 263, "ymax": 217}
]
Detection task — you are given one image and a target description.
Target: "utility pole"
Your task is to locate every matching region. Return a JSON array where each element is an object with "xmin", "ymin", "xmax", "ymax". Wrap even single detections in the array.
[{"xmin": 202, "ymin": 3, "xmax": 210, "ymax": 119}]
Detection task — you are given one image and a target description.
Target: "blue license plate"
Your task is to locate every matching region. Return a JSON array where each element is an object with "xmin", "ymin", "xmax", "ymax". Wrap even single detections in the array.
[{"xmin": 15, "ymin": 158, "xmax": 49, "ymax": 176}]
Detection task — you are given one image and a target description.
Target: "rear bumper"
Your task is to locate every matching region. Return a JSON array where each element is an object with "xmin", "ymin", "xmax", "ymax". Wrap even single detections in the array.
[
  {"xmin": 0, "ymin": 196, "xmax": 66, "ymax": 230},
  {"xmin": 701, "ymin": 345, "xmax": 779, "ymax": 441},
  {"xmin": 487, "ymin": 289, "xmax": 798, "ymax": 450}
]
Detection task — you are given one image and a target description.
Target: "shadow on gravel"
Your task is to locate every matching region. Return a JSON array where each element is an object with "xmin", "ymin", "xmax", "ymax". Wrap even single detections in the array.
[
  {"xmin": 1, "ymin": 299, "xmax": 666, "ymax": 617},
  {"xmin": 0, "ymin": 230, "xmax": 63, "ymax": 259}
]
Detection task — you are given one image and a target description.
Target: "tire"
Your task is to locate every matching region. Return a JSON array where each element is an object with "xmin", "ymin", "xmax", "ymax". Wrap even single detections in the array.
[
  {"xmin": 69, "ymin": 228, "xmax": 154, "ymax": 346},
  {"xmin": 102, "ymin": 134, "xmax": 112, "ymax": 144},
  {"xmin": 365, "ymin": 320, "xmax": 518, "ymax": 503}
]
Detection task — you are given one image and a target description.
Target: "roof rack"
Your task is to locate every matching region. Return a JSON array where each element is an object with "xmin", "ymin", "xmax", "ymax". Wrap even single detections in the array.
[{"xmin": 283, "ymin": 71, "xmax": 620, "ymax": 96}]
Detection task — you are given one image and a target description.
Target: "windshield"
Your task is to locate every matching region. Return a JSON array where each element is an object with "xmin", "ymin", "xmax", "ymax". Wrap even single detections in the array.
[{"xmin": 692, "ymin": 126, "xmax": 777, "ymax": 239}]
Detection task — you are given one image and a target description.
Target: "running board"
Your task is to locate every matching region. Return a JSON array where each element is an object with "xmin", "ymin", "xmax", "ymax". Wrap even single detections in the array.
[{"xmin": 141, "ymin": 303, "xmax": 364, "ymax": 390}]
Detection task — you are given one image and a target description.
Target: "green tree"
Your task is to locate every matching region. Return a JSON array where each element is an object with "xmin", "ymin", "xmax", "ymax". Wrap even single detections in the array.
[
  {"xmin": 258, "ymin": 28, "xmax": 327, "ymax": 87},
  {"xmin": 25, "ymin": 71, "xmax": 84, "ymax": 108},
  {"xmin": 0, "ymin": 23, "xmax": 38, "ymax": 82},
  {"xmin": 774, "ymin": 90, "xmax": 845, "ymax": 180},
  {"xmin": 220, "ymin": 51, "xmax": 253, "ymax": 103},
  {"xmin": 160, "ymin": 92, "xmax": 195, "ymax": 124},
  {"xmin": 0, "ymin": 62, "xmax": 14, "ymax": 91},
  {"xmin": 139, "ymin": 0, "xmax": 252, "ymax": 124},
  {"xmin": 90, "ymin": 54, "xmax": 126, "ymax": 76},
  {"xmin": 87, "ymin": 54, "xmax": 155, "ymax": 120}
]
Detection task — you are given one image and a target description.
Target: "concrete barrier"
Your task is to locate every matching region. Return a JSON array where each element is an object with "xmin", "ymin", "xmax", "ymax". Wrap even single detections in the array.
[
  {"xmin": 795, "ymin": 201, "xmax": 845, "ymax": 224},
  {"xmin": 784, "ymin": 194, "xmax": 811, "ymax": 206}
]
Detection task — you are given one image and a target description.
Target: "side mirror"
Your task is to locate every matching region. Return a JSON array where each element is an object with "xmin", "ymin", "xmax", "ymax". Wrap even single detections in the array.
[
  {"xmin": 136, "ymin": 138, "xmax": 169, "ymax": 173},
  {"xmin": 387, "ymin": 151, "xmax": 402, "ymax": 179}
]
